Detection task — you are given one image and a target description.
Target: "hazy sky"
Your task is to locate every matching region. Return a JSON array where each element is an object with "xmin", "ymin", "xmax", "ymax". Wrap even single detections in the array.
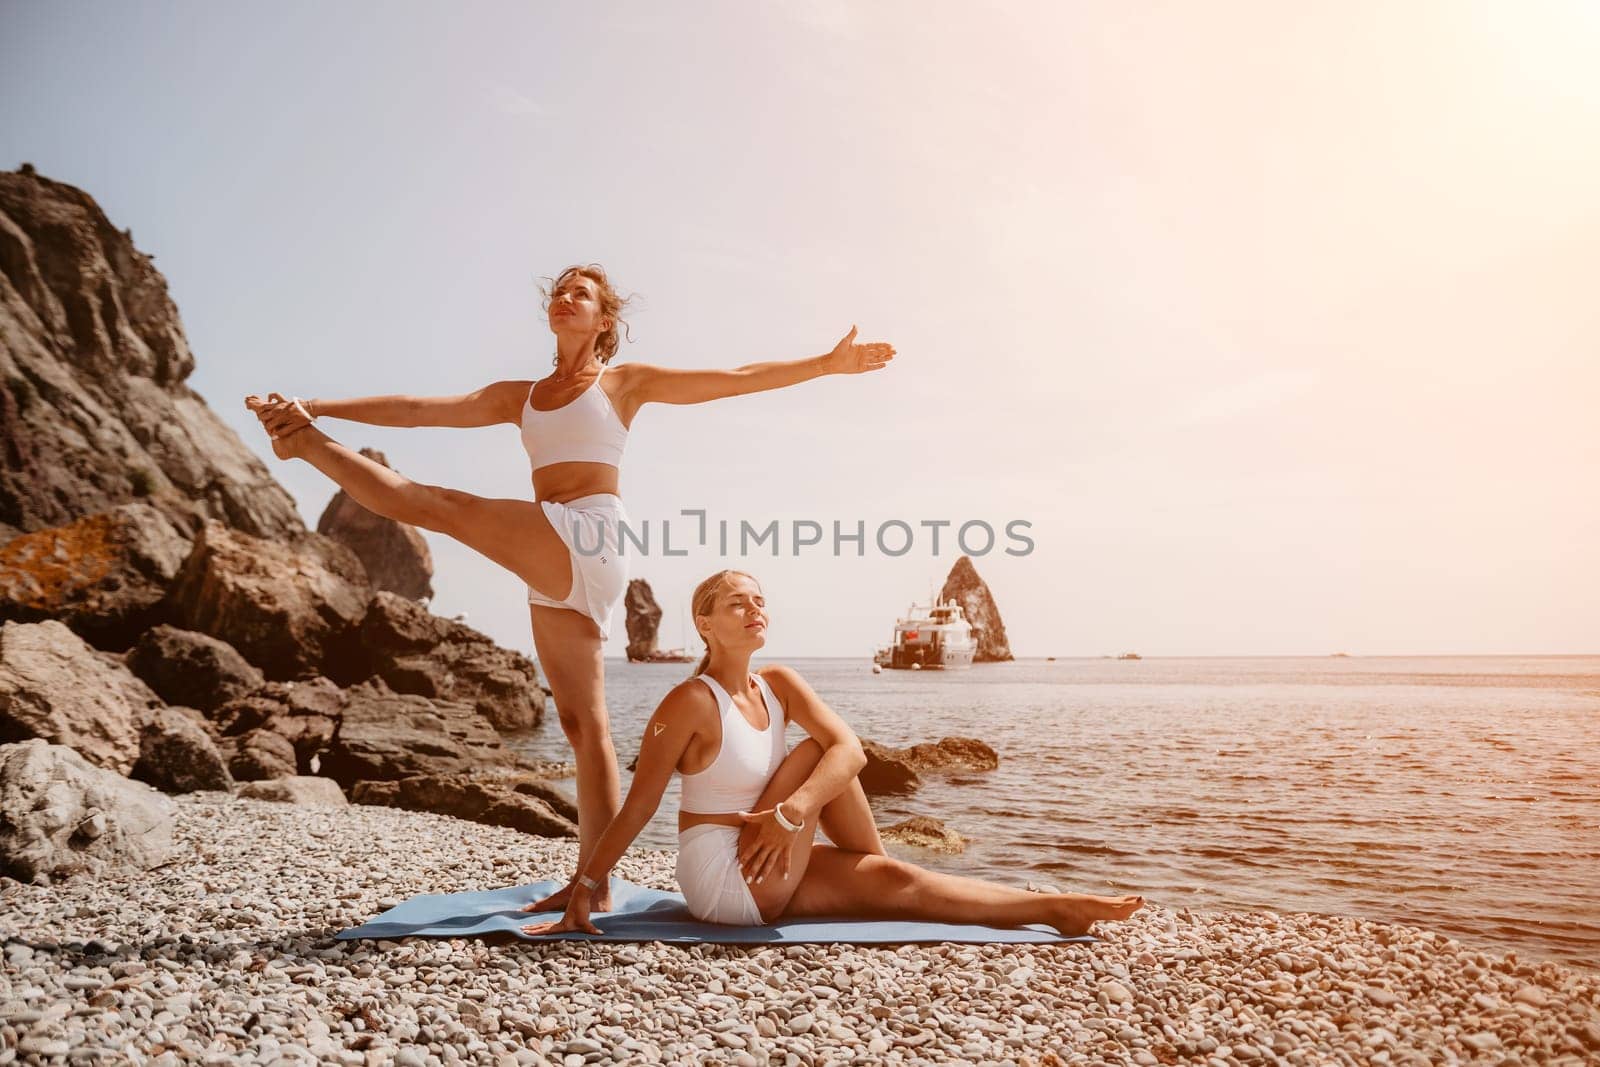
[{"xmin": 3, "ymin": 2, "xmax": 1596, "ymax": 657}]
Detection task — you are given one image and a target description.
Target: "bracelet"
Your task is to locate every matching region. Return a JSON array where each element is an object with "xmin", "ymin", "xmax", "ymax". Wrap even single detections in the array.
[
  {"xmin": 576, "ymin": 874, "xmax": 600, "ymax": 892},
  {"xmin": 773, "ymin": 802, "xmax": 801, "ymax": 833},
  {"xmin": 291, "ymin": 396, "xmax": 318, "ymax": 423}
]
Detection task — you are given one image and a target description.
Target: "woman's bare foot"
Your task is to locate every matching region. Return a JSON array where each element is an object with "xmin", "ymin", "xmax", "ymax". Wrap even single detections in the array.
[
  {"xmin": 520, "ymin": 879, "xmax": 613, "ymax": 915},
  {"xmin": 1048, "ymin": 892, "xmax": 1144, "ymax": 937},
  {"xmin": 244, "ymin": 394, "xmax": 316, "ymax": 459}
]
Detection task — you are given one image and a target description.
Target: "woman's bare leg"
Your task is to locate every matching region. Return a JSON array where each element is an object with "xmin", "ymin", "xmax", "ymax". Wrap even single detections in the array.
[
  {"xmin": 244, "ymin": 409, "xmax": 576, "ymax": 601},
  {"xmin": 817, "ymin": 775, "xmax": 885, "ymax": 856},
  {"xmin": 246, "ymin": 402, "xmax": 623, "ymax": 909},
  {"xmin": 782, "ymin": 846, "xmax": 1143, "ymax": 936},
  {"xmin": 522, "ymin": 604, "xmax": 618, "ymax": 913}
]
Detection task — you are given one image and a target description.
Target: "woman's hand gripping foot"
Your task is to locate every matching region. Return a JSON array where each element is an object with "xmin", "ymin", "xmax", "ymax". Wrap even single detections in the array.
[{"xmin": 244, "ymin": 393, "xmax": 315, "ymax": 459}]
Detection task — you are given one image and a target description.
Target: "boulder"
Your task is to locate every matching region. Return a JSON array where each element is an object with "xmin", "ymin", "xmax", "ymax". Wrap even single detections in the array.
[
  {"xmin": 315, "ymin": 448, "xmax": 434, "ymax": 600},
  {"xmin": 858, "ymin": 740, "xmax": 922, "ymax": 796},
  {"xmin": 351, "ymin": 774, "xmax": 576, "ymax": 838},
  {"xmin": 475, "ymin": 770, "xmax": 580, "ymax": 825},
  {"xmin": 899, "ymin": 737, "xmax": 999, "ymax": 775},
  {"xmin": 228, "ymin": 727, "xmax": 298, "ymax": 781},
  {"xmin": 0, "ymin": 739, "xmax": 177, "ymax": 883},
  {"xmin": 210, "ymin": 676, "xmax": 343, "ymax": 773},
  {"xmin": 237, "ymin": 776, "xmax": 347, "ymax": 807},
  {"xmin": 624, "ymin": 578, "xmax": 665, "ymax": 662},
  {"xmin": 0, "ymin": 503, "xmax": 191, "ymax": 649},
  {"xmin": 126, "ymin": 624, "xmax": 264, "ymax": 712},
  {"xmin": 165, "ymin": 521, "xmax": 372, "ymax": 680},
  {"xmin": 0, "ymin": 619, "xmax": 160, "ymax": 773},
  {"xmin": 881, "ymin": 815, "xmax": 967, "ymax": 854},
  {"xmin": 0, "ymin": 168, "xmax": 302, "ymax": 540},
  {"xmin": 131, "ymin": 706, "xmax": 233, "ymax": 793},
  {"xmin": 939, "ymin": 554, "xmax": 1014, "ymax": 662},
  {"xmin": 856, "ymin": 737, "xmax": 999, "ymax": 796},
  {"xmin": 341, "ymin": 592, "xmax": 544, "ymax": 731},
  {"xmin": 319, "ymin": 679, "xmax": 516, "ymax": 785}
]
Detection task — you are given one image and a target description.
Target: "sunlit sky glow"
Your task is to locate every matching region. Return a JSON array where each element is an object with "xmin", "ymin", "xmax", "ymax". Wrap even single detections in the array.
[{"xmin": 3, "ymin": 1, "xmax": 1596, "ymax": 657}]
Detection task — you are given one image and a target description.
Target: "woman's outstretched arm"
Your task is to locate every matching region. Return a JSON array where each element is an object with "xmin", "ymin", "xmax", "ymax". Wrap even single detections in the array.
[
  {"xmin": 521, "ymin": 683, "xmax": 704, "ymax": 935},
  {"xmin": 617, "ymin": 327, "xmax": 894, "ymax": 413},
  {"xmin": 303, "ymin": 380, "xmax": 532, "ymax": 428},
  {"xmin": 737, "ymin": 665, "xmax": 868, "ymax": 883}
]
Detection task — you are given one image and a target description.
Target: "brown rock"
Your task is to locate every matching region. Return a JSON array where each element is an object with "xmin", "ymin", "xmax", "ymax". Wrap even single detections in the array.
[
  {"xmin": 344, "ymin": 592, "xmax": 544, "ymax": 731},
  {"xmin": 126, "ymin": 625, "xmax": 264, "ymax": 712},
  {"xmin": 624, "ymin": 578, "xmax": 695, "ymax": 662},
  {"xmin": 856, "ymin": 736, "xmax": 1000, "ymax": 796},
  {"xmin": 0, "ymin": 503, "xmax": 190, "ymax": 649},
  {"xmin": 228, "ymin": 727, "xmax": 298, "ymax": 781},
  {"xmin": 940, "ymin": 555, "xmax": 1013, "ymax": 662},
  {"xmin": 0, "ymin": 739, "xmax": 177, "ymax": 882},
  {"xmin": 858, "ymin": 740, "xmax": 922, "ymax": 795},
  {"xmin": 316, "ymin": 449, "xmax": 433, "ymax": 600},
  {"xmin": 165, "ymin": 521, "xmax": 372, "ymax": 680},
  {"xmin": 881, "ymin": 815, "xmax": 967, "ymax": 854},
  {"xmin": 320, "ymin": 679, "xmax": 515, "ymax": 785},
  {"xmin": 351, "ymin": 773, "xmax": 576, "ymax": 838},
  {"xmin": 0, "ymin": 619, "xmax": 160, "ymax": 773},
  {"xmin": 238, "ymin": 776, "xmax": 347, "ymax": 807},
  {"xmin": 0, "ymin": 168, "xmax": 302, "ymax": 541},
  {"xmin": 131, "ymin": 706, "xmax": 233, "ymax": 793},
  {"xmin": 899, "ymin": 737, "xmax": 999, "ymax": 774}
]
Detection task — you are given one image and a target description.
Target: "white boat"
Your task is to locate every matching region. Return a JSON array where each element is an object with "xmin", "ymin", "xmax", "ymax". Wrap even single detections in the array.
[{"xmin": 873, "ymin": 598, "xmax": 976, "ymax": 670}]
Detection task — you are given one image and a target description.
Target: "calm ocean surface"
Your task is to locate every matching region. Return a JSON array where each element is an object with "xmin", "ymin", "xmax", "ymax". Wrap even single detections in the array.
[{"xmin": 506, "ymin": 656, "xmax": 1600, "ymax": 970}]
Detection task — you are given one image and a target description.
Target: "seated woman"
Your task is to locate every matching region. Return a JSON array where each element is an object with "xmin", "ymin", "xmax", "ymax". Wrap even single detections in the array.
[{"xmin": 522, "ymin": 569, "xmax": 1143, "ymax": 937}]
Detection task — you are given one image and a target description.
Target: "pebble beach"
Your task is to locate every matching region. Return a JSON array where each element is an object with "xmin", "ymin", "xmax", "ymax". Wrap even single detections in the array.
[{"xmin": 5, "ymin": 796, "xmax": 1599, "ymax": 1066}]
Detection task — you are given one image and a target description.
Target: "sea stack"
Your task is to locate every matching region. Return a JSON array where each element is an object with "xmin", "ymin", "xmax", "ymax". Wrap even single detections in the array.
[
  {"xmin": 939, "ymin": 554, "xmax": 1013, "ymax": 662},
  {"xmin": 316, "ymin": 448, "xmax": 435, "ymax": 601},
  {"xmin": 623, "ymin": 579, "xmax": 692, "ymax": 663}
]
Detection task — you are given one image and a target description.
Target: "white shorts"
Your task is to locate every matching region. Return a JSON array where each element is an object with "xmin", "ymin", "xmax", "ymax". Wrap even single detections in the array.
[
  {"xmin": 526, "ymin": 493, "xmax": 628, "ymax": 641},
  {"xmin": 676, "ymin": 825, "xmax": 765, "ymax": 926}
]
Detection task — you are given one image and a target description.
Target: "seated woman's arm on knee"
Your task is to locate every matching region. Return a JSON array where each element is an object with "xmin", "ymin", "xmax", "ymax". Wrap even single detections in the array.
[
  {"xmin": 305, "ymin": 380, "xmax": 532, "ymax": 428},
  {"xmin": 760, "ymin": 665, "xmax": 867, "ymax": 822},
  {"xmin": 572, "ymin": 683, "xmax": 710, "ymax": 884}
]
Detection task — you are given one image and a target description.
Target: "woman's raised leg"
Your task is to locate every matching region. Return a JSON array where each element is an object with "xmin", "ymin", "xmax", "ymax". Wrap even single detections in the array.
[
  {"xmin": 524, "ymin": 604, "xmax": 619, "ymax": 913},
  {"xmin": 781, "ymin": 847, "xmax": 1143, "ymax": 936},
  {"xmin": 245, "ymin": 406, "xmax": 577, "ymax": 603}
]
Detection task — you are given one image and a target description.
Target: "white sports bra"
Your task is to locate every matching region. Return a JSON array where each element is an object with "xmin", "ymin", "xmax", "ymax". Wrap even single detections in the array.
[
  {"xmin": 519, "ymin": 366, "xmax": 629, "ymax": 471},
  {"xmin": 679, "ymin": 672, "xmax": 788, "ymax": 815}
]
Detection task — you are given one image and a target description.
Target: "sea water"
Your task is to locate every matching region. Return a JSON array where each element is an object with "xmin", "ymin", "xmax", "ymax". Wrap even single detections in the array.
[{"xmin": 508, "ymin": 655, "xmax": 1600, "ymax": 969}]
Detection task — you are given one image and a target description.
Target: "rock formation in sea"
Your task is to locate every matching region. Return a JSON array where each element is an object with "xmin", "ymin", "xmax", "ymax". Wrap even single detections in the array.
[
  {"xmin": 857, "ymin": 736, "xmax": 999, "ymax": 796},
  {"xmin": 0, "ymin": 167, "xmax": 566, "ymax": 857},
  {"xmin": 940, "ymin": 554, "xmax": 1014, "ymax": 662},
  {"xmin": 881, "ymin": 815, "xmax": 967, "ymax": 854},
  {"xmin": 316, "ymin": 448, "xmax": 435, "ymax": 601},
  {"xmin": 623, "ymin": 577, "xmax": 692, "ymax": 663}
]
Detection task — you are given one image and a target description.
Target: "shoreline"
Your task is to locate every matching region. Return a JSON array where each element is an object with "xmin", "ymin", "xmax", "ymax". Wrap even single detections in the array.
[{"xmin": 3, "ymin": 796, "xmax": 1598, "ymax": 1065}]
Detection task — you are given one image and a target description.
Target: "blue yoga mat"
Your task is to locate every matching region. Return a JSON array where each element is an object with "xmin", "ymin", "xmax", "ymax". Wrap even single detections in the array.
[{"xmin": 336, "ymin": 878, "xmax": 1096, "ymax": 945}]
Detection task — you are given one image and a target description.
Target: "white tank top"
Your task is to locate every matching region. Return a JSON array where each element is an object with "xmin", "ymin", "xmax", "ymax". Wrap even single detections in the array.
[
  {"xmin": 679, "ymin": 672, "xmax": 788, "ymax": 814},
  {"xmin": 519, "ymin": 367, "xmax": 629, "ymax": 471}
]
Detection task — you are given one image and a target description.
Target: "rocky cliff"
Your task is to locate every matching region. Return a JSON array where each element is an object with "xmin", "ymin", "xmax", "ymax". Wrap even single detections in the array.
[
  {"xmin": 0, "ymin": 166, "xmax": 301, "ymax": 543},
  {"xmin": 0, "ymin": 168, "xmax": 561, "ymax": 860}
]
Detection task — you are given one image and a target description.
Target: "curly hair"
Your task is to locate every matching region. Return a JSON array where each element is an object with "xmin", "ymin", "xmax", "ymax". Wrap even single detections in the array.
[{"xmin": 540, "ymin": 263, "xmax": 634, "ymax": 364}]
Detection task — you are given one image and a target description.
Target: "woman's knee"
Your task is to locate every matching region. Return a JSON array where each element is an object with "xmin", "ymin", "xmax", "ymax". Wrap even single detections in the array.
[{"xmin": 555, "ymin": 704, "xmax": 612, "ymax": 751}]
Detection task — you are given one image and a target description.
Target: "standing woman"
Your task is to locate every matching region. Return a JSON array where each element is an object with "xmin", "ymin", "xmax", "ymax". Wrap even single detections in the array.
[{"xmin": 246, "ymin": 264, "xmax": 894, "ymax": 912}]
